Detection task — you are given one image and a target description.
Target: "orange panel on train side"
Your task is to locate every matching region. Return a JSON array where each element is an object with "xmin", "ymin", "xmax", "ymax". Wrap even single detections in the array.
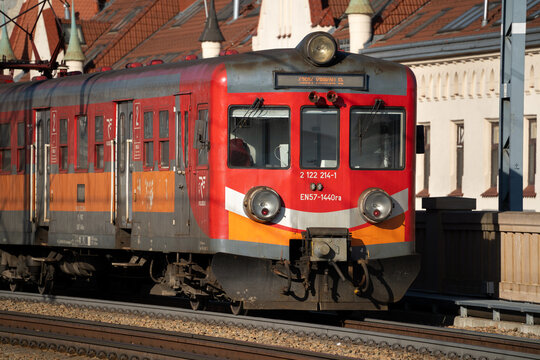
[
  {"xmin": 0, "ymin": 175, "xmax": 26, "ymax": 211},
  {"xmin": 132, "ymin": 171, "xmax": 175, "ymax": 213}
]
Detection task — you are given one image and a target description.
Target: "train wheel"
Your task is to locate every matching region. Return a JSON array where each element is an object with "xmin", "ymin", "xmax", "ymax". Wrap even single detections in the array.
[
  {"xmin": 229, "ymin": 301, "xmax": 247, "ymax": 316},
  {"xmin": 189, "ymin": 297, "xmax": 207, "ymax": 311}
]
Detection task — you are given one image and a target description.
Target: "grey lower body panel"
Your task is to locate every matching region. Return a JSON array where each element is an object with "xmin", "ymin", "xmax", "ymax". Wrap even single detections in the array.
[{"xmin": 211, "ymin": 252, "xmax": 421, "ymax": 311}]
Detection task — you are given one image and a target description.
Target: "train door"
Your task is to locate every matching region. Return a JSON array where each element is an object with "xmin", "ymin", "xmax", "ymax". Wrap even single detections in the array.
[
  {"xmin": 34, "ymin": 109, "xmax": 50, "ymax": 228},
  {"xmin": 174, "ymin": 94, "xmax": 190, "ymax": 235},
  {"xmin": 191, "ymin": 104, "xmax": 209, "ymax": 232},
  {"xmin": 116, "ymin": 101, "xmax": 133, "ymax": 229}
]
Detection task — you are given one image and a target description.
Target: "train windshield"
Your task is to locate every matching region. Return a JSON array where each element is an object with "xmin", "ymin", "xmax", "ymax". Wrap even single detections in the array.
[
  {"xmin": 228, "ymin": 106, "xmax": 290, "ymax": 168},
  {"xmin": 350, "ymin": 109, "xmax": 405, "ymax": 170},
  {"xmin": 300, "ymin": 108, "xmax": 339, "ymax": 169}
]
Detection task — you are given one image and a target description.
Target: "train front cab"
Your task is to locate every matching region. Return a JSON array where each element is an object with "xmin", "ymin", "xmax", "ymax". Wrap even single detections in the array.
[{"xmin": 212, "ymin": 33, "xmax": 420, "ymax": 311}]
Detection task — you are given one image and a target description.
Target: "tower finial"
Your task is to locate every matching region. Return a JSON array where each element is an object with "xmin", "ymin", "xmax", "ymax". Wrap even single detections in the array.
[
  {"xmin": 199, "ymin": 0, "xmax": 225, "ymax": 59},
  {"xmin": 64, "ymin": 0, "xmax": 85, "ymax": 70}
]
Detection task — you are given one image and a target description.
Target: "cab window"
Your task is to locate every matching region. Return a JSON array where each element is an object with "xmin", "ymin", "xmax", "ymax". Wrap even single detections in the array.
[
  {"xmin": 350, "ymin": 108, "xmax": 405, "ymax": 169},
  {"xmin": 228, "ymin": 106, "xmax": 290, "ymax": 168},
  {"xmin": 300, "ymin": 108, "xmax": 339, "ymax": 169}
]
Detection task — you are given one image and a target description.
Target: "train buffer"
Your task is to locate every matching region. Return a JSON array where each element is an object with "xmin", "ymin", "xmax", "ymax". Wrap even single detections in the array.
[{"xmin": 456, "ymin": 299, "xmax": 540, "ymax": 325}]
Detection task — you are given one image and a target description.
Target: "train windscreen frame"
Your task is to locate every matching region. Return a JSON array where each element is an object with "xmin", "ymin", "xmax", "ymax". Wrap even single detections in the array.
[
  {"xmin": 349, "ymin": 108, "xmax": 405, "ymax": 170},
  {"xmin": 228, "ymin": 106, "xmax": 290, "ymax": 169}
]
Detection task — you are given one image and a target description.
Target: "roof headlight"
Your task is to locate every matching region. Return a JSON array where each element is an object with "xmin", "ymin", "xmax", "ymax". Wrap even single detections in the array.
[
  {"xmin": 243, "ymin": 186, "xmax": 282, "ymax": 223},
  {"xmin": 297, "ymin": 32, "xmax": 337, "ymax": 66},
  {"xmin": 358, "ymin": 188, "xmax": 393, "ymax": 224}
]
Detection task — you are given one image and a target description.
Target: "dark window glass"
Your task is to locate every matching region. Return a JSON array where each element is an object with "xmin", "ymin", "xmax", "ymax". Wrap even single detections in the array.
[
  {"xmin": 301, "ymin": 108, "xmax": 338, "ymax": 169},
  {"xmin": 456, "ymin": 123, "xmax": 464, "ymax": 190},
  {"xmin": 96, "ymin": 144, "xmax": 104, "ymax": 169},
  {"xmin": 197, "ymin": 108, "xmax": 209, "ymax": 166},
  {"xmin": 228, "ymin": 107, "xmax": 290, "ymax": 168},
  {"xmin": 95, "ymin": 116, "xmax": 104, "ymax": 170},
  {"xmin": 1, "ymin": 149, "xmax": 10, "ymax": 172},
  {"xmin": 0, "ymin": 123, "xmax": 9, "ymax": 147},
  {"xmin": 59, "ymin": 119, "xmax": 68, "ymax": 144},
  {"xmin": 490, "ymin": 122, "xmax": 499, "ymax": 188},
  {"xmin": 184, "ymin": 111, "xmax": 189, "ymax": 168},
  {"xmin": 17, "ymin": 122, "xmax": 25, "ymax": 172},
  {"xmin": 350, "ymin": 109, "xmax": 405, "ymax": 169},
  {"xmin": 77, "ymin": 116, "xmax": 88, "ymax": 169},
  {"xmin": 119, "ymin": 113, "xmax": 126, "ymax": 172},
  {"xmin": 423, "ymin": 125, "xmax": 430, "ymax": 189},
  {"xmin": 59, "ymin": 119, "xmax": 68, "ymax": 171},
  {"xmin": 160, "ymin": 141, "xmax": 169, "ymax": 167},
  {"xmin": 60, "ymin": 147, "xmax": 68, "ymax": 171},
  {"xmin": 144, "ymin": 141, "xmax": 153, "ymax": 168},
  {"xmin": 144, "ymin": 112, "xmax": 153, "ymax": 139},
  {"xmin": 159, "ymin": 110, "xmax": 169, "ymax": 138},
  {"xmin": 529, "ymin": 118, "xmax": 537, "ymax": 186},
  {"xmin": 144, "ymin": 111, "xmax": 153, "ymax": 168},
  {"xmin": 95, "ymin": 116, "xmax": 103, "ymax": 142},
  {"xmin": 17, "ymin": 122, "xmax": 24, "ymax": 147}
]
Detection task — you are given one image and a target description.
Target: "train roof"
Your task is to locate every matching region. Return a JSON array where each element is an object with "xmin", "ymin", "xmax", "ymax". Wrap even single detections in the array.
[{"xmin": 0, "ymin": 46, "xmax": 409, "ymax": 113}]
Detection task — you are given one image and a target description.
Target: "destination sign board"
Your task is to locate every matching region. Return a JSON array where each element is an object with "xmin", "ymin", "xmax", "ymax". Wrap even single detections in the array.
[{"xmin": 274, "ymin": 72, "xmax": 367, "ymax": 90}]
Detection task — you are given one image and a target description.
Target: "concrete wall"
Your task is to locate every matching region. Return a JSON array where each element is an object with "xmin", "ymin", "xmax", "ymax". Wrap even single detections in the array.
[{"xmin": 414, "ymin": 203, "xmax": 540, "ymax": 304}]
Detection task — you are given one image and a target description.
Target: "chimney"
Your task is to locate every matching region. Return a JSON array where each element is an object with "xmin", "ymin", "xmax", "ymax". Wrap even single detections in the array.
[
  {"xmin": 199, "ymin": 0, "xmax": 224, "ymax": 58},
  {"xmin": 345, "ymin": 0, "xmax": 374, "ymax": 53},
  {"xmin": 63, "ymin": 0, "xmax": 85, "ymax": 73}
]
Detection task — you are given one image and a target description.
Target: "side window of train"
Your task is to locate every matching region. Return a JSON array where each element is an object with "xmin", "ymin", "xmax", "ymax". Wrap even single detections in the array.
[
  {"xmin": 143, "ymin": 111, "xmax": 154, "ymax": 169},
  {"xmin": 17, "ymin": 122, "xmax": 25, "ymax": 172},
  {"xmin": 228, "ymin": 106, "xmax": 290, "ymax": 168},
  {"xmin": 159, "ymin": 110, "xmax": 169, "ymax": 169},
  {"xmin": 76, "ymin": 115, "xmax": 88, "ymax": 170},
  {"xmin": 300, "ymin": 108, "xmax": 339, "ymax": 169},
  {"xmin": 95, "ymin": 116, "xmax": 104, "ymax": 170},
  {"xmin": 184, "ymin": 111, "xmax": 188, "ymax": 168},
  {"xmin": 59, "ymin": 118, "xmax": 68, "ymax": 171},
  {"xmin": 349, "ymin": 108, "xmax": 405, "ymax": 170},
  {"xmin": 195, "ymin": 106, "xmax": 208, "ymax": 166},
  {"xmin": 0, "ymin": 122, "xmax": 11, "ymax": 172}
]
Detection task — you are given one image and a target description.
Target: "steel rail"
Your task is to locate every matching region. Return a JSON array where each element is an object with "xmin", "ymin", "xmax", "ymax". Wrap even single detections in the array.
[
  {"xmin": 0, "ymin": 291, "xmax": 537, "ymax": 360},
  {"xmin": 344, "ymin": 318, "xmax": 540, "ymax": 356},
  {"xmin": 0, "ymin": 311, "xmax": 343, "ymax": 360}
]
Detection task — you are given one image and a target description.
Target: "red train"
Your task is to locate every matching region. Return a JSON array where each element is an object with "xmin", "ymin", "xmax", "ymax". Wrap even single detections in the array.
[{"xmin": 0, "ymin": 32, "xmax": 419, "ymax": 312}]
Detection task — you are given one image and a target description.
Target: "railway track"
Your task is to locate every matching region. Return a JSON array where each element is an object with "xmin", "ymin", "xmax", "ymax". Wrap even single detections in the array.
[
  {"xmin": 344, "ymin": 319, "xmax": 540, "ymax": 356},
  {"xmin": 0, "ymin": 311, "xmax": 342, "ymax": 360},
  {"xmin": 0, "ymin": 290, "xmax": 538, "ymax": 360}
]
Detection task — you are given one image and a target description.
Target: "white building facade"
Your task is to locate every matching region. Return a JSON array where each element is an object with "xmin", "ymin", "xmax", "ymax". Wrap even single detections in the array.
[{"xmin": 409, "ymin": 51, "xmax": 539, "ymax": 211}]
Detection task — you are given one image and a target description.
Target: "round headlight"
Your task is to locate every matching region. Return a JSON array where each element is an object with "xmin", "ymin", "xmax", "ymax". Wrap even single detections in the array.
[
  {"xmin": 358, "ymin": 188, "xmax": 393, "ymax": 224},
  {"xmin": 296, "ymin": 32, "xmax": 337, "ymax": 66},
  {"xmin": 243, "ymin": 186, "xmax": 282, "ymax": 223}
]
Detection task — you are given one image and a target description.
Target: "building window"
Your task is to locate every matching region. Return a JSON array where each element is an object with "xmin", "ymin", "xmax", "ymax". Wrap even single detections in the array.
[
  {"xmin": 77, "ymin": 115, "xmax": 88, "ymax": 170},
  {"xmin": 143, "ymin": 111, "xmax": 153, "ymax": 169},
  {"xmin": 95, "ymin": 116, "xmax": 104, "ymax": 170},
  {"xmin": 417, "ymin": 125, "xmax": 430, "ymax": 197},
  {"xmin": 525, "ymin": 117, "xmax": 537, "ymax": 197},
  {"xmin": 449, "ymin": 122, "xmax": 464, "ymax": 196},
  {"xmin": 482, "ymin": 121, "xmax": 499, "ymax": 197},
  {"xmin": 0, "ymin": 123, "xmax": 11, "ymax": 172},
  {"xmin": 59, "ymin": 119, "xmax": 68, "ymax": 171},
  {"xmin": 17, "ymin": 122, "xmax": 25, "ymax": 172},
  {"xmin": 159, "ymin": 110, "xmax": 169, "ymax": 168}
]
